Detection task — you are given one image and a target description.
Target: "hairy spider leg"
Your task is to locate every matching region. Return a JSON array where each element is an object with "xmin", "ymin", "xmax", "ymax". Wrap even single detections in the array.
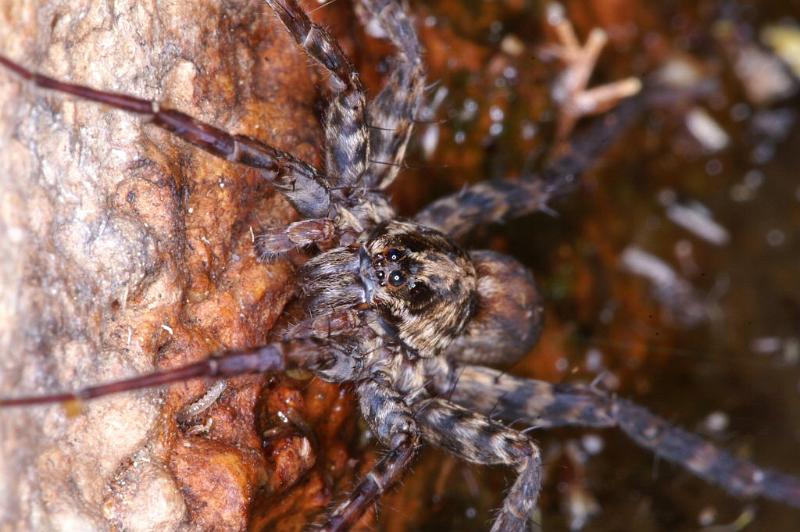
[
  {"xmin": 267, "ymin": 0, "xmax": 369, "ymax": 187},
  {"xmin": 449, "ymin": 365, "xmax": 800, "ymax": 509},
  {"xmin": 356, "ymin": 0, "xmax": 426, "ymax": 189},
  {"xmin": 255, "ymin": 218, "xmax": 337, "ymax": 261},
  {"xmin": 0, "ymin": 55, "xmax": 334, "ymax": 220},
  {"xmin": 0, "ymin": 344, "xmax": 310, "ymax": 408},
  {"xmin": 417, "ymin": 398, "xmax": 543, "ymax": 532},
  {"xmin": 324, "ymin": 434, "xmax": 417, "ymax": 532},
  {"xmin": 321, "ymin": 376, "xmax": 420, "ymax": 531},
  {"xmin": 415, "ymin": 96, "xmax": 643, "ymax": 239}
]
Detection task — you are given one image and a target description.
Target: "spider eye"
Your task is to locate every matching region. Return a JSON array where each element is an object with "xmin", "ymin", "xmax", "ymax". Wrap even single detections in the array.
[
  {"xmin": 387, "ymin": 248, "xmax": 403, "ymax": 262},
  {"xmin": 376, "ymin": 270, "xmax": 385, "ymax": 281},
  {"xmin": 408, "ymin": 282, "xmax": 433, "ymax": 306},
  {"xmin": 388, "ymin": 270, "xmax": 406, "ymax": 287}
]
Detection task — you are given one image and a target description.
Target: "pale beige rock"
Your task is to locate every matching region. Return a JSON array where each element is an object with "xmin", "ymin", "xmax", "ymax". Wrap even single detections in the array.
[{"xmin": 0, "ymin": 1, "xmax": 324, "ymax": 529}]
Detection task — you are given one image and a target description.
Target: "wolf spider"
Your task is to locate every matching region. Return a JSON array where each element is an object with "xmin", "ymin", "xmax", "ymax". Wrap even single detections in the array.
[{"xmin": 1, "ymin": 0, "xmax": 799, "ymax": 530}]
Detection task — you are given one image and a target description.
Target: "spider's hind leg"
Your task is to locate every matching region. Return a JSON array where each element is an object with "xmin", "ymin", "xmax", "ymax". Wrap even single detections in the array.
[
  {"xmin": 448, "ymin": 365, "xmax": 800, "ymax": 509},
  {"xmin": 414, "ymin": 98, "xmax": 643, "ymax": 240},
  {"xmin": 320, "ymin": 376, "xmax": 420, "ymax": 531},
  {"xmin": 416, "ymin": 398, "xmax": 543, "ymax": 532}
]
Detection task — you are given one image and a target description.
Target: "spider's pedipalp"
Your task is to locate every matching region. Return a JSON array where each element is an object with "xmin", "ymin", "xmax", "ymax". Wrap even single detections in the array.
[
  {"xmin": 357, "ymin": 0, "xmax": 426, "ymax": 189},
  {"xmin": 299, "ymin": 246, "xmax": 367, "ymax": 316},
  {"xmin": 267, "ymin": 0, "xmax": 369, "ymax": 187},
  {"xmin": 255, "ymin": 218, "xmax": 336, "ymax": 261},
  {"xmin": 448, "ymin": 365, "xmax": 800, "ymax": 509},
  {"xmin": 416, "ymin": 398, "xmax": 543, "ymax": 532},
  {"xmin": 282, "ymin": 308, "xmax": 363, "ymax": 341}
]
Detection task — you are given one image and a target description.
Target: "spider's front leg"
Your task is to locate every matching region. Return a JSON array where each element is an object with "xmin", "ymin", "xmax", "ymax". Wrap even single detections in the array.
[
  {"xmin": 416, "ymin": 398, "xmax": 543, "ymax": 532},
  {"xmin": 0, "ymin": 48, "xmax": 352, "ymax": 264},
  {"xmin": 356, "ymin": 0, "xmax": 426, "ymax": 189},
  {"xmin": 0, "ymin": 55, "xmax": 334, "ymax": 220},
  {"xmin": 449, "ymin": 365, "xmax": 800, "ymax": 509},
  {"xmin": 267, "ymin": 0, "xmax": 369, "ymax": 187},
  {"xmin": 0, "ymin": 341, "xmax": 331, "ymax": 408}
]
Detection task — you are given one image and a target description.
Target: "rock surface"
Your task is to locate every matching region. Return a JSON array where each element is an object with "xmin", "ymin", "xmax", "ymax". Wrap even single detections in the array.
[{"xmin": 0, "ymin": 1, "xmax": 362, "ymax": 530}]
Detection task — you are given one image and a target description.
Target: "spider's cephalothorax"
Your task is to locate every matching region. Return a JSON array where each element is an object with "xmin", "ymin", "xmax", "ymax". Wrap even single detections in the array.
[
  {"xmin": 1, "ymin": 1, "xmax": 800, "ymax": 531},
  {"xmin": 302, "ymin": 220, "xmax": 478, "ymax": 357}
]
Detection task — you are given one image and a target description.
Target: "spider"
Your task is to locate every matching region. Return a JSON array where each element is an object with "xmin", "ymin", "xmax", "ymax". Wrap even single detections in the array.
[{"xmin": 0, "ymin": 0, "xmax": 798, "ymax": 530}]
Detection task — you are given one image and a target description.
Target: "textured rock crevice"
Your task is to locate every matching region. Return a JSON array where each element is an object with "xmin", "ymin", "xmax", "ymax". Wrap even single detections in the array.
[{"xmin": 0, "ymin": 1, "xmax": 352, "ymax": 529}]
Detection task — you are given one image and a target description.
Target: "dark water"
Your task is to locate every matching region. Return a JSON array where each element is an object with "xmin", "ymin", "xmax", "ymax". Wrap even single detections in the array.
[{"xmin": 380, "ymin": 1, "xmax": 800, "ymax": 530}]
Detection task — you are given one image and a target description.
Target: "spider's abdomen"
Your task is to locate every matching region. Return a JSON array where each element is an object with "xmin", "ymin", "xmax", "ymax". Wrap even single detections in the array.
[{"xmin": 442, "ymin": 250, "xmax": 544, "ymax": 366}]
